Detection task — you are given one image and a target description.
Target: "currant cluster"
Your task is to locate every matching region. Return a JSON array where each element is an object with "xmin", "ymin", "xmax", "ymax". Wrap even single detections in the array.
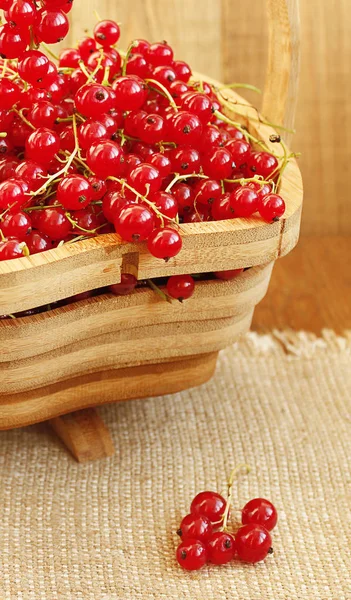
[
  {"xmin": 176, "ymin": 468, "xmax": 278, "ymax": 571},
  {"xmin": 0, "ymin": 10, "xmax": 287, "ymax": 271}
]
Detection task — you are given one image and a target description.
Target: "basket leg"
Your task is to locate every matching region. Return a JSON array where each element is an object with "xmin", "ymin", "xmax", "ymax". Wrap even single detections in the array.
[{"xmin": 49, "ymin": 408, "xmax": 114, "ymax": 463}]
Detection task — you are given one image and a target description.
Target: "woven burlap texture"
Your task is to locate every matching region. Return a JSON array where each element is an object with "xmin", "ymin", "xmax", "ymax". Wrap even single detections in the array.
[{"xmin": 1, "ymin": 330, "xmax": 351, "ymax": 600}]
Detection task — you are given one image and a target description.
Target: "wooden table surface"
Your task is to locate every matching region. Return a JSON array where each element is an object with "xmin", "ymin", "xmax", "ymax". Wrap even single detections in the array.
[{"xmin": 252, "ymin": 236, "xmax": 351, "ymax": 334}]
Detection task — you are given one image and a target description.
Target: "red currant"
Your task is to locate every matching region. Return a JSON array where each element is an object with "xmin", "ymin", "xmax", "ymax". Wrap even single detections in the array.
[
  {"xmin": 170, "ymin": 147, "xmax": 201, "ymax": 174},
  {"xmin": 178, "ymin": 513, "xmax": 212, "ymax": 543},
  {"xmin": 59, "ymin": 47, "xmax": 81, "ymax": 68},
  {"xmin": 150, "ymin": 191, "xmax": 178, "ymax": 224},
  {"xmin": 182, "ymin": 92, "xmax": 214, "ymax": 124},
  {"xmin": 78, "ymin": 36, "xmax": 96, "ymax": 61},
  {"xmin": 229, "ymin": 186, "xmax": 259, "ymax": 217},
  {"xmin": 207, "ymin": 532, "xmax": 236, "ymax": 565},
  {"xmin": 0, "ymin": 239, "xmax": 29, "ymax": 261},
  {"xmin": 258, "ymin": 193, "xmax": 286, "ymax": 222},
  {"xmin": 190, "ymin": 491, "xmax": 226, "ymax": 524},
  {"xmin": 28, "ymin": 101, "xmax": 58, "ymax": 129},
  {"xmin": 94, "ymin": 20, "xmax": 120, "ymax": 47},
  {"xmin": 86, "ymin": 140, "xmax": 124, "ymax": 179},
  {"xmin": 194, "ymin": 179, "xmax": 221, "ymax": 206},
  {"xmin": 112, "ymin": 75, "xmax": 148, "ymax": 111},
  {"xmin": 0, "ymin": 78, "xmax": 21, "ymax": 110},
  {"xmin": 202, "ymin": 148, "xmax": 233, "ymax": 180},
  {"xmin": 146, "ymin": 42, "xmax": 173, "ymax": 66},
  {"xmin": 25, "ymin": 230, "xmax": 51, "ymax": 254},
  {"xmin": 8, "ymin": 0, "xmax": 37, "ymax": 28},
  {"xmin": 57, "ymin": 175, "xmax": 93, "ymax": 210},
  {"xmin": 127, "ymin": 163, "xmax": 162, "ymax": 196},
  {"xmin": 0, "ymin": 177, "xmax": 28, "ymax": 211},
  {"xmin": 247, "ymin": 151, "xmax": 278, "ymax": 179},
  {"xmin": 25, "ymin": 127, "xmax": 60, "ymax": 166},
  {"xmin": 1, "ymin": 211, "xmax": 32, "ymax": 240},
  {"xmin": 149, "ymin": 153, "xmax": 172, "ymax": 178},
  {"xmin": 78, "ymin": 119, "xmax": 108, "ymax": 150},
  {"xmin": 176, "ymin": 539, "xmax": 208, "ymax": 571},
  {"xmin": 75, "ymin": 84, "xmax": 114, "ymax": 119},
  {"xmin": 115, "ymin": 204, "xmax": 155, "ymax": 242},
  {"xmin": 242, "ymin": 498, "xmax": 278, "ymax": 531},
  {"xmin": 235, "ymin": 524, "xmax": 272, "ymax": 563},
  {"xmin": 211, "ymin": 193, "xmax": 235, "ymax": 220},
  {"xmin": 0, "ymin": 23, "xmax": 30, "ymax": 59},
  {"xmin": 214, "ymin": 269, "xmax": 244, "ymax": 280},
  {"xmin": 35, "ymin": 9, "xmax": 69, "ymax": 43},
  {"xmin": 173, "ymin": 60, "xmax": 191, "ymax": 82},
  {"xmin": 109, "ymin": 273, "xmax": 138, "ymax": 296},
  {"xmin": 171, "ymin": 183, "xmax": 194, "ymax": 215},
  {"xmin": 166, "ymin": 274, "xmax": 194, "ymax": 301},
  {"xmin": 147, "ymin": 226, "xmax": 182, "ymax": 259},
  {"xmin": 169, "ymin": 111, "xmax": 203, "ymax": 147}
]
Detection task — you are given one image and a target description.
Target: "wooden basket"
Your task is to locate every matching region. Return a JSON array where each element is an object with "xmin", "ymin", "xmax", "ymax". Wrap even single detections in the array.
[{"xmin": 0, "ymin": 0, "xmax": 302, "ymax": 461}]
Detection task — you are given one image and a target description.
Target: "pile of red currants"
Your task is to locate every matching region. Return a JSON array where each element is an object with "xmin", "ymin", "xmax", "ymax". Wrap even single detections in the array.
[
  {"xmin": 176, "ymin": 469, "xmax": 278, "ymax": 571},
  {"xmin": 0, "ymin": 4, "xmax": 286, "ymax": 264}
]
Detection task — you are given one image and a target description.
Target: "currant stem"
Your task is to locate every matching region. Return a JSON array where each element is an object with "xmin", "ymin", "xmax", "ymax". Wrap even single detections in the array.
[
  {"xmin": 147, "ymin": 279, "xmax": 172, "ymax": 304},
  {"xmin": 222, "ymin": 82, "xmax": 262, "ymax": 94},
  {"xmin": 122, "ymin": 41, "xmax": 138, "ymax": 76},
  {"xmin": 12, "ymin": 108, "xmax": 35, "ymax": 131},
  {"xmin": 145, "ymin": 78, "xmax": 179, "ymax": 112},
  {"xmin": 31, "ymin": 114, "xmax": 79, "ymax": 198},
  {"xmin": 220, "ymin": 464, "xmax": 251, "ymax": 532},
  {"xmin": 40, "ymin": 43, "xmax": 59, "ymax": 61},
  {"xmin": 165, "ymin": 173, "xmax": 209, "ymax": 193},
  {"xmin": 107, "ymin": 176, "xmax": 174, "ymax": 226}
]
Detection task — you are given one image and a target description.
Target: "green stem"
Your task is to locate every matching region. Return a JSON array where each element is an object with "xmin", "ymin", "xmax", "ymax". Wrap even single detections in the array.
[
  {"xmin": 41, "ymin": 43, "xmax": 59, "ymax": 61},
  {"xmin": 122, "ymin": 41, "xmax": 138, "ymax": 76},
  {"xmin": 165, "ymin": 173, "xmax": 208, "ymax": 193},
  {"xmin": 145, "ymin": 78, "xmax": 179, "ymax": 112},
  {"xmin": 147, "ymin": 279, "xmax": 173, "ymax": 304},
  {"xmin": 220, "ymin": 464, "xmax": 251, "ymax": 532}
]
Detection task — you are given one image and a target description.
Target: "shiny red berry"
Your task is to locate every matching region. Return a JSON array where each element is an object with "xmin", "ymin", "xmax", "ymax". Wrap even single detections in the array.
[
  {"xmin": 35, "ymin": 9, "xmax": 69, "ymax": 43},
  {"xmin": 178, "ymin": 513, "xmax": 212, "ymax": 543},
  {"xmin": 258, "ymin": 193, "xmax": 286, "ymax": 222},
  {"xmin": 0, "ymin": 239, "xmax": 28, "ymax": 261},
  {"xmin": 236, "ymin": 523, "xmax": 272, "ymax": 563},
  {"xmin": 75, "ymin": 84, "xmax": 114, "ymax": 119},
  {"xmin": 109, "ymin": 273, "xmax": 137, "ymax": 296},
  {"xmin": 202, "ymin": 148, "xmax": 233, "ymax": 180},
  {"xmin": 0, "ymin": 78, "xmax": 21, "ymax": 110},
  {"xmin": 86, "ymin": 140, "xmax": 124, "ymax": 178},
  {"xmin": 170, "ymin": 147, "xmax": 201, "ymax": 174},
  {"xmin": 127, "ymin": 163, "xmax": 162, "ymax": 196},
  {"xmin": 207, "ymin": 532, "xmax": 236, "ymax": 565},
  {"xmin": 57, "ymin": 175, "xmax": 93, "ymax": 210},
  {"xmin": 38, "ymin": 207, "xmax": 70, "ymax": 240},
  {"xmin": 147, "ymin": 226, "xmax": 182, "ymax": 259},
  {"xmin": 25, "ymin": 127, "xmax": 60, "ymax": 166},
  {"xmin": 166, "ymin": 274, "xmax": 194, "ymax": 301},
  {"xmin": 229, "ymin": 186, "xmax": 259, "ymax": 217},
  {"xmin": 242, "ymin": 498, "xmax": 278, "ymax": 531},
  {"xmin": 1, "ymin": 211, "xmax": 32, "ymax": 240},
  {"xmin": 115, "ymin": 204, "xmax": 155, "ymax": 242},
  {"xmin": 176, "ymin": 539, "xmax": 208, "ymax": 571},
  {"xmin": 94, "ymin": 19, "xmax": 120, "ymax": 47},
  {"xmin": 169, "ymin": 111, "xmax": 203, "ymax": 147},
  {"xmin": 247, "ymin": 151, "xmax": 278, "ymax": 179},
  {"xmin": 190, "ymin": 491, "xmax": 226, "ymax": 524},
  {"xmin": 211, "ymin": 193, "xmax": 235, "ymax": 220},
  {"xmin": 25, "ymin": 230, "xmax": 51, "ymax": 254},
  {"xmin": 146, "ymin": 42, "xmax": 173, "ymax": 66},
  {"xmin": 112, "ymin": 76, "xmax": 148, "ymax": 111}
]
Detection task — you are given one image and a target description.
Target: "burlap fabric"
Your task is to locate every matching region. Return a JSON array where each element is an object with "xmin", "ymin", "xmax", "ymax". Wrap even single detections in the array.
[{"xmin": 1, "ymin": 330, "xmax": 350, "ymax": 600}]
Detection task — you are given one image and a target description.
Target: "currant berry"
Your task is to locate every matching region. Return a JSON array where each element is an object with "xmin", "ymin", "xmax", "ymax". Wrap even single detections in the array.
[
  {"xmin": 102, "ymin": 191, "xmax": 131, "ymax": 222},
  {"xmin": 0, "ymin": 178, "xmax": 28, "ymax": 211},
  {"xmin": 112, "ymin": 76, "xmax": 148, "ymax": 111},
  {"xmin": 197, "ymin": 124, "xmax": 222, "ymax": 153},
  {"xmin": 78, "ymin": 36, "xmax": 96, "ymax": 61},
  {"xmin": 137, "ymin": 114, "xmax": 166, "ymax": 145},
  {"xmin": 247, "ymin": 151, "xmax": 278, "ymax": 179},
  {"xmin": 242, "ymin": 498, "xmax": 278, "ymax": 531},
  {"xmin": 190, "ymin": 491, "xmax": 226, "ymax": 524},
  {"xmin": 258, "ymin": 193, "xmax": 286, "ymax": 222},
  {"xmin": 1, "ymin": 211, "xmax": 32, "ymax": 240},
  {"xmin": 78, "ymin": 119, "xmax": 108, "ymax": 150},
  {"xmin": 225, "ymin": 139, "xmax": 251, "ymax": 169},
  {"xmin": 124, "ymin": 154, "xmax": 142, "ymax": 175},
  {"xmin": 149, "ymin": 153, "xmax": 172, "ymax": 178},
  {"xmin": 169, "ymin": 111, "xmax": 203, "ymax": 147},
  {"xmin": 126, "ymin": 53, "xmax": 150, "ymax": 79},
  {"xmin": 25, "ymin": 230, "xmax": 51, "ymax": 254},
  {"xmin": 0, "ymin": 79, "xmax": 21, "ymax": 110},
  {"xmin": 130, "ymin": 39, "xmax": 150, "ymax": 56},
  {"xmin": 25, "ymin": 127, "xmax": 60, "ymax": 166},
  {"xmin": 71, "ymin": 208, "xmax": 99, "ymax": 232},
  {"xmin": 207, "ymin": 532, "xmax": 236, "ymax": 565},
  {"xmin": 35, "ymin": 61, "xmax": 58, "ymax": 90},
  {"xmin": 178, "ymin": 513, "xmax": 212, "ymax": 543},
  {"xmin": 150, "ymin": 191, "xmax": 178, "ymax": 224},
  {"xmin": 86, "ymin": 140, "xmax": 124, "ymax": 179},
  {"xmin": 35, "ymin": 9, "xmax": 69, "ymax": 43},
  {"xmin": 7, "ymin": 0, "xmax": 37, "ymax": 28},
  {"xmin": 146, "ymin": 42, "xmax": 174, "ymax": 66},
  {"xmin": 173, "ymin": 60, "xmax": 192, "ymax": 82},
  {"xmin": 0, "ymin": 157, "xmax": 19, "ymax": 181},
  {"xmin": 181, "ymin": 92, "xmax": 214, "ymax": 124},
  {"xmin": 28, "ymin": 101, "xmax": 58, "ymax": 129},
  {"xmin": 127, "ymin": 163, "xmax": 162, "ymax": 195},
  {"xmin": 115, "ymin": 204, "xmax": 155, "ymax": 242},
  {"xmin": 211, "ymin": 193, "xmax": 235, "ymax": 221},
  {"xmin": 171, "ymin": 183, "xmax": 194, "ymax": 215},
  {"xmin": 182, "ymin": 205, "xmax": 210, "ymax": 223},
  {"xmin": 75, "ymin": 84, "xmax": 114, "ymax": 119},
  {"xmin": 38, "ymin": 207, "xmax": 70, "ymax": 240},
  {"xmin": 147, "ymin": 226, "xmax": 182, "ymax": 259},
  {"xmin": 176, "ymin": 539, "xmax": 208, "ymax": 571},
  {"xmin": 214, "ymin": 269, "xmax": 244, "ymax": 280},
  {"xmin": 0, "ymin": 23, "xmax": 30, "ymax": 59},
  {"xmin": 94, "ymin": 20, "xmax": 120, "ymax": 47},
  {"xmin": 166, "ymin": 274, "xmax": 194, "ymax": 301},
  {"xmin": 59, "ymin": 47, "xmax": 81, "ymax": 68},
  {"xmin": 57, "ymin": 175, "xmax": 93, "ymax": 210},
  {"xmin": 152, "ymin": 65, "xmax": 177, "ymax": 88},
  {"xmin": 202, "ymin": 148, "xmax": 234, "ymax": 180},
  {"xmin": 88, "ymin": 176, "xmax": 107, "ymax": 201},
  {"xmin": 109, "ymin": 273, "xmax": 138, "ymax": 296},
  {"xmin": 0, "ymin": 239, "xmax": 29, "ymax": 261},
  {"xmin": 229, "ymin": 186, "xmax": 259, "ymax": 217},
  {"xmin": 247, "ymin": 181, "xmax": 272, "ymax": 200},
  {"xmin": 170, "ymin": 147, "xmax": 201, "ymax": 174},
  {"xmin": 194, "ymin": 179, "xmax": 221, "ymax": 206},
  {"xmin": 235, "ymin": 524, "xmax": 272, "ymax": 563}
]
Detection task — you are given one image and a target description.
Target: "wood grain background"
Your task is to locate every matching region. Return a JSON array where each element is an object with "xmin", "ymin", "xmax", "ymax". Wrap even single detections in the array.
[{"xmin": 62, "ymin": 0, "xmax": 351, "ymax": 235}]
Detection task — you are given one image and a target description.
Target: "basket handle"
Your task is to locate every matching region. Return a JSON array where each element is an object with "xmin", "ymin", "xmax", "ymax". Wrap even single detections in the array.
[{"xmin": 262, "ymin": 0, "xmax": 301, "ymax": 139}]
